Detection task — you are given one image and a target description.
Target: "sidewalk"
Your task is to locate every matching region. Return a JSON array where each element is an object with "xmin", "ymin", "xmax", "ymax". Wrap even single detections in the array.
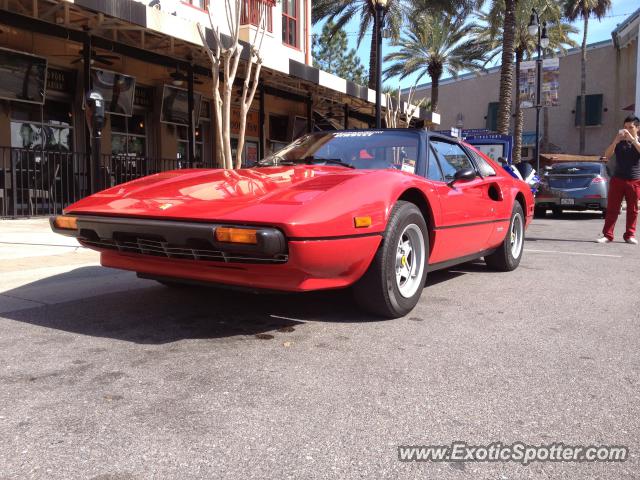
[{"xmin": 0, "ymin": 218, "xmax": 146, "ymax": 314}]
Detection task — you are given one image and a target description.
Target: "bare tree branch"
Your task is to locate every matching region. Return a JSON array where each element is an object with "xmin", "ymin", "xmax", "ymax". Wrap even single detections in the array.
[
  {"xmin": 199, "ymin": 0, "xmax": 267, "ymax": 170},
  {"xmin": 235, "ymin": 2, "xmax": 266, "ymax": 169}
]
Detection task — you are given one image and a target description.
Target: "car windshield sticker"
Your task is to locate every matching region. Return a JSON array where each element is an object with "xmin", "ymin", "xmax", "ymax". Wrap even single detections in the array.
[
  {"xmin": 333, "ymin": 131, "xmax": 384, "ymax": 138},
  {"xmin": 401, "ymin": 158, "xmax": 416, "ymax": 174}
]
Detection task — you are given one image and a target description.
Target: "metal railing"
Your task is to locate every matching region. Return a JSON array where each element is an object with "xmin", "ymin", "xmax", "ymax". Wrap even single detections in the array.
[
  {"xmin": 0, "ymin": 147, "xmax": 217, "ymax": 218},
  {"xmin": 240, "ymin": 0, "xmax": 274, "ymax": 32},
  {"xmin": 0, "ymin": 148, "xmax": 90, "ymax": 218}
]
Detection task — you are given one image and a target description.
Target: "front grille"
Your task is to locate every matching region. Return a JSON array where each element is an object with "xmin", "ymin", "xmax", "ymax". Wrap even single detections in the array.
[{"xmin": 80, "ymin": 237, "xmax": 288, "ymax": 264}]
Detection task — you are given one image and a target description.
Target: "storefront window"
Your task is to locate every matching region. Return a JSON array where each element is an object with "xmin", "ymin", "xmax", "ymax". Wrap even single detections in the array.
[
  {"xmin": 177, "ymin": 125, "xmax": 205, "ymax": 167},
  {"xmin": 10, "ymin": 100, "xmax": 73, "ymax": 152},
  {"xmin": 111, "ymin": 114, "xmax": 146, "ymax": 157},
  {"xmin": 269, "ymin": 114, "xmax": 289, "ymax": 153}
]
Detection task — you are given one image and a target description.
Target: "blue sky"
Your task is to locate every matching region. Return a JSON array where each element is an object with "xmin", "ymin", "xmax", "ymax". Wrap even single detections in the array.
[{"xmin": 311, "ymin": 0, "xmax": 637, "ymax": 89}]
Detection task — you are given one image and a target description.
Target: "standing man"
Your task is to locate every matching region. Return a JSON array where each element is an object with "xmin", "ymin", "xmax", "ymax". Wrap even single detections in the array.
[{"xmin": 598, "ymin": 115, "xmax": 640, "ymax": 244}]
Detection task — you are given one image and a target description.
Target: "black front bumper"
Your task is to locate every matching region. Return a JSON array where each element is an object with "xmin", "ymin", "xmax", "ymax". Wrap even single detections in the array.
[{"xmin": 50, "ymin": 215, "xmax": 288, "ymax": 263}]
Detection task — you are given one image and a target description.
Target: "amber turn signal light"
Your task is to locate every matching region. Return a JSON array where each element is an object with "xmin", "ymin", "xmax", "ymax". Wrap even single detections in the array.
[
  {"xmin": 354, "ymin": 216, "xmax": 372, "ymax": 228},
  {"xmin": 215, "ymin": 227, "xmax": 258, "ymax": 244},
  {"xmin": 53, "ymin": 215, "xmax": 78, "ymax": 230}
]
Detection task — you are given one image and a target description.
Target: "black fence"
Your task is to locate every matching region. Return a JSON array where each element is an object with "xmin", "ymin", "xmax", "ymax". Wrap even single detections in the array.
[
  {"xmin": 100, "ymin": 155, "xmax": 199, "ymax": 187},
  {"xmin": 0, "ymin": 147, "xmax": 214, "ymax": 218}
]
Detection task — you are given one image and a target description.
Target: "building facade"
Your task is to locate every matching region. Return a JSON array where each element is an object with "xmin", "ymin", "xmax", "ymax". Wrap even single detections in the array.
[
  {"xmin": 0, "ymin": 0, "xmax": 435, "ymax": 217},
  {"xmin": 409, "ymin": 8, "xmax": 639, "ymax": 160}
]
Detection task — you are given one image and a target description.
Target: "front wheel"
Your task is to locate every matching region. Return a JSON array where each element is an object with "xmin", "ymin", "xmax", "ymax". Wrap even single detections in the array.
[
  {"xmin": 485, "ymin": 202, "xmax": 525, "ymax": 272},
  {"xmin": 353, "ymin": 201, "xmax": 428, "ymax": 319}
]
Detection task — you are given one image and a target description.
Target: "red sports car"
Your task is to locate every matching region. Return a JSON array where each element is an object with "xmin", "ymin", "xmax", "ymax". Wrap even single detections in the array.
[{"xmin": 51, "ymin": 129, "xmax": 534, "ymax": 318}]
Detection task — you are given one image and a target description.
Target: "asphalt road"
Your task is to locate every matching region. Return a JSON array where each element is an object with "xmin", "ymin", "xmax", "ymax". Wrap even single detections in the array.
[{"xmin": 0, "ymin": 214, "xmax": 638, "ymax": 479}]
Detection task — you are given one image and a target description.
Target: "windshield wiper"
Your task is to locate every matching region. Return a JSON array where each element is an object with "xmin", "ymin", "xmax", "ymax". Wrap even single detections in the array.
[
  {"xmin": 256, "ymin": 155, "xmax": 284, "ymax": 167},
  {"xmin": 291, "ymin": 157, "xmax": 355, "ymax": 168},
  {"xmin": 255, "ymin": 156, "xmax": 355, "ymax": 168}
]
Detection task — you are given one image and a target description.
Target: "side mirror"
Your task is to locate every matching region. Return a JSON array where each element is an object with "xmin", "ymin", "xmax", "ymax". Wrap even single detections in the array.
[{"xmin": 448, "ymin": 168, "xmax": 476, "ymax": 187}]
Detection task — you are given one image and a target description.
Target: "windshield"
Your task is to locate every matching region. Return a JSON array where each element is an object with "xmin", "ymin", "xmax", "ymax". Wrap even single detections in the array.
[{"xmin": 256, "ymin": 131, "xmax": 420, "ymax": 172}]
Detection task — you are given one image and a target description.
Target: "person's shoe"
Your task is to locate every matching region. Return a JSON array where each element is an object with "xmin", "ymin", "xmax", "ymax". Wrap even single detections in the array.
[
  {"xmin": 624, "ymin": 237, "xmax": 638, "ymax": 245},
  {"xmin": 596, "ymin": 236, "xmax": 612, "ymax": 244}
]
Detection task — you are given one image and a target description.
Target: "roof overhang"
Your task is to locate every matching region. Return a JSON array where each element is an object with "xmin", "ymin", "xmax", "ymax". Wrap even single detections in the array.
[{"xmin": 612, "ymin": 7, "xmax": 640, "ymax": 50}]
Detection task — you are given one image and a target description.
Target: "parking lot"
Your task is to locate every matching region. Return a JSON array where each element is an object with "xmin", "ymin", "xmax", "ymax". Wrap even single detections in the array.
[{"xmin": 0, "ymin": 214, "xmax": 638, "ymax": 479}]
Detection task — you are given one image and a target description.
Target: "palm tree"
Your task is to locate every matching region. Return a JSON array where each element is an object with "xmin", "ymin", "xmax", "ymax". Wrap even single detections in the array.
[
  {"xmin": 477, "ymin": 0, "xmax": 577, "ymax": 162},
  {"xmin": 312, "ymin": 0, "xmax": 405, "ymax": 90},
  {"xmin": 382, "ymin": 12, "xmax": 486, "ymax": 113},
  {"xmin": 312, "ymin": 0, "xmax": 478, "ymax": 91},
  {"xmin": 467, "ymin": 0, "xmax": 520, "ymax": 136},
  {"xmin": 563, "ymin": 0, "xmax": 611, "ymax": 154},
  {"xmin": 412, "ymin": 0, "xmax": 480, "ymax": 15}
]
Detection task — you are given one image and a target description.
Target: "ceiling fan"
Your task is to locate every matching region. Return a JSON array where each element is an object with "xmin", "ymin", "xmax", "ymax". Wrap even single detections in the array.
[
  {"xmin": 70, "ymin": 49, "xmax": 120, "ymax": 66},
  {"xmin": 52, "ymin": 47, "xmax": 120, "ymax": 66},
  {"xmin": 156, "ymin": 66, "xmax": 204, "ymax": 87}
]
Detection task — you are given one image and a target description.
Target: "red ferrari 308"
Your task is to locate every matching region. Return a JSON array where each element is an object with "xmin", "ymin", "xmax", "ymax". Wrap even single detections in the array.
[{"xmin": 51, "ymin": 129, "xmax": 534, "ymax": 318}]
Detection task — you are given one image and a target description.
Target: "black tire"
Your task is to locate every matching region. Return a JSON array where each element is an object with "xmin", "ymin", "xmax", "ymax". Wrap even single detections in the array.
[
  {"xmin": 485, "ymin": 202, "xmax": 525, "ymax": 272},
  {"xmin": 601, "ymin": 208, "xmax": 607, "ymax": 219},
  {"xmin": 534, "ymin": 207, "xmax": 546, "ymax": 218},
  {"xmin": 552, "ymin": 207, "xmax": 563, "ymax": 217},
  {"xmin": 353, "ymin": 201, "xmax": 428, "ymax": 319}
]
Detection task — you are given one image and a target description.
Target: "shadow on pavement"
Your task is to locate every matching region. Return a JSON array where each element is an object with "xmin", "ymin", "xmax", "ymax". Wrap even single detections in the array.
[
  {"xmin": 0, "ymin": 267, "xmax": 392, "ymax": 344},
  {"xmin": 526, "ymin": 236, "xmax": 598, "ymax": 244},
  {"xmin": 425, "ymin": 260, "xmax": 488, "ymax": 286},
  {"xmin": 536, "ymin": 211, "xmax": 604, "ymax": 221},
  {"xmin": 2, "ymin": 262, "xmax": 482, "ymax": 344}
]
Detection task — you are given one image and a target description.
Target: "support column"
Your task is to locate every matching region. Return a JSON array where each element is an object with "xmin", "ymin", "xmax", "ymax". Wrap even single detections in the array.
[
  {"xmin": 187, "ymin": 63, "xmax": 195, "ymax": 167},
  {"xmin": 83, "ymin": 33, "xmax": 95, "ymax": 194},
  {"xmin": 306, "ymin": 94, "xmax": 313, "ymax": 133},
  {"xmin": 344, "ymin": 104, "xmax": 349, "ymax": 129},
  {"xmin": 259, "ymin": 83, "xmax": 265, "ymax": 159}
]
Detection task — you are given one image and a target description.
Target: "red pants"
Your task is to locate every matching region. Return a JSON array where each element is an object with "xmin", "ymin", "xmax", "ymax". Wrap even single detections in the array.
[{"xmin": 602, "ymin": 177, "xmax": 640, "ymax": 240}]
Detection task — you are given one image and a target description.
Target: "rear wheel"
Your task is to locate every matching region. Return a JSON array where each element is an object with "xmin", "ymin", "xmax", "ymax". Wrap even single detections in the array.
[
  {"xmin": 552, "ymin": 207, "xmax": 563, "ymax": 217},
  {"xmin": 353, "ymin": 201, "xmax": 428, "ymax": 319},
  {"xmin": 485, "ymin": 202, "xmax": 525, "ymax": 272},
  {"xmin": 534, "ymin": 207, "xmax": 546, "ymax": 218}
]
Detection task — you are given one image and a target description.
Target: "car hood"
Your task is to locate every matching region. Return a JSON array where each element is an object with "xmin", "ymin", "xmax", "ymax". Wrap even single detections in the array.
[{"xmin": 65, "ymin": 166, "xmax": 371, "ymax": 225}]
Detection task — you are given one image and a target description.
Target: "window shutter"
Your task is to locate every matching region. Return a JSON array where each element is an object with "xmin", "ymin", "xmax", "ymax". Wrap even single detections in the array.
[
  {"xmin": 575, "ymin": 94, "xmax": 603, "ymax": 126},
  {"xmin": 587, "ymin": 94, "xmax": 603, "ymax": 125}
]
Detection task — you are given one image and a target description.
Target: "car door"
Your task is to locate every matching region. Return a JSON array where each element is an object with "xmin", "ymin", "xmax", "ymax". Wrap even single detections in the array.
[{"xmin": 427, "ymin": 137, "xmax": 503, "ymax": 262}]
